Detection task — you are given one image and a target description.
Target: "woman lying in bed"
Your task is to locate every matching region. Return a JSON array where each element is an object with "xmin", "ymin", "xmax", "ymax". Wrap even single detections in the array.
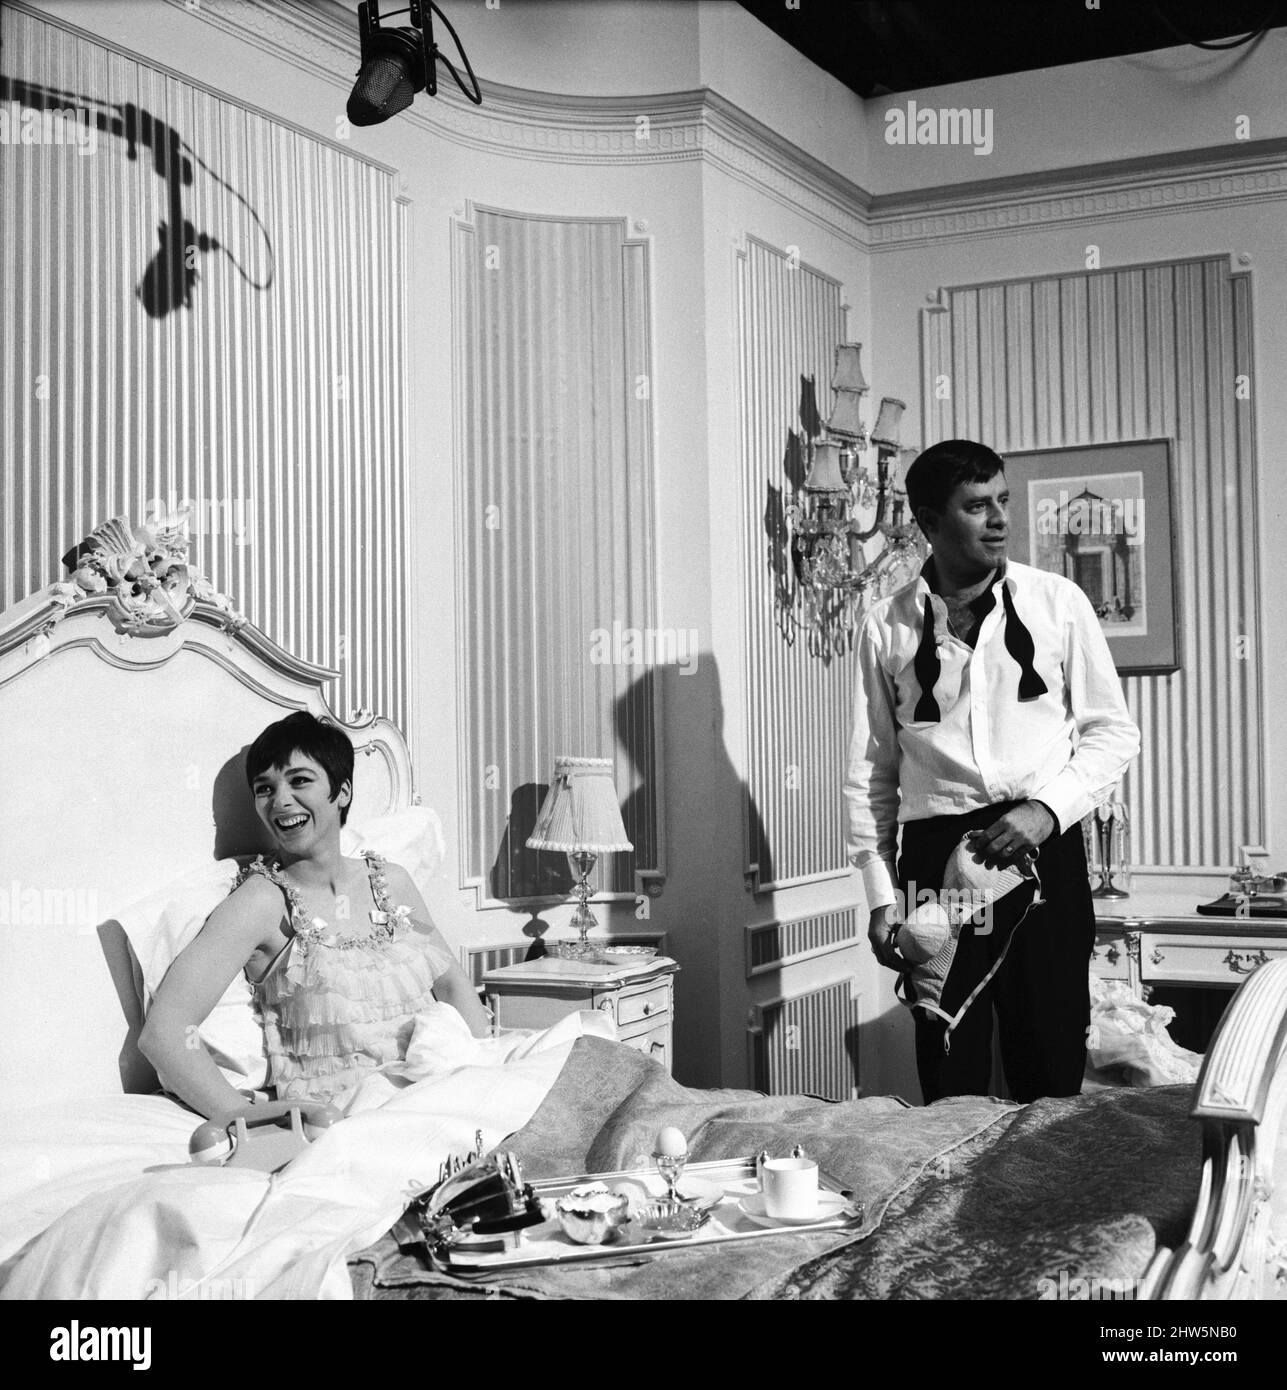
[{"xmin": 139, "ymin": 712, "xmax": 491, "ymax": 1124}]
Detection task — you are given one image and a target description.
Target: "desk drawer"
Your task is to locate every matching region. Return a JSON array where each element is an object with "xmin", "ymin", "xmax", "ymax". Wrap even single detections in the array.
[
  {"xmin": 616, "ymin": 980, "xmax": 671, "ymax": 1027},
  {"xmin": 620, "ymin": 1024, "xmax": 671, "ymax": 1071},
  {"xmin": 1140, "ymin": 932, "xmax": 1287, "ymax": 986},
  {"xmin": 1090, "ymin": 935, "xmax": 1131, "ymax": 982}
]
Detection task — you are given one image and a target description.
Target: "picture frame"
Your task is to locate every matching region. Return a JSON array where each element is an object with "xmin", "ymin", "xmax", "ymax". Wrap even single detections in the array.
[{"xmin": 1001, "ymin": 439, "xmax": 1180, "ymax": 675}]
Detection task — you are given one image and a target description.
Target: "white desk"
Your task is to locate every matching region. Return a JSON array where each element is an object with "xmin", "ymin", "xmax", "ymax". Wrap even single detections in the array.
[{"xmin": 1093, "ymin": 885, "xmax": 1287, "ymax": 996}]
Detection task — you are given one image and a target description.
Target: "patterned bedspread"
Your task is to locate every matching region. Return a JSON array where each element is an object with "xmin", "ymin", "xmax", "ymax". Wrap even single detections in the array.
[{"xmin": 349, "ymin": 1037, "xmax": 1199, "ymax": 1300}]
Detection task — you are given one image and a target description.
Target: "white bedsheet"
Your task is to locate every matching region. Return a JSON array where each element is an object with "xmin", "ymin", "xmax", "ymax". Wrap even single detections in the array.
[{"xmin": 0, "ymin": 1007, "xmax": 611, "ymax": 1300}]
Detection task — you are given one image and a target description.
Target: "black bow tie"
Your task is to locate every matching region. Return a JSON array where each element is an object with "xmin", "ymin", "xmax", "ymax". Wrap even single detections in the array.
[{"xmin": 912, "ymin": 569, "xmax": 1048, "ymax": 722}]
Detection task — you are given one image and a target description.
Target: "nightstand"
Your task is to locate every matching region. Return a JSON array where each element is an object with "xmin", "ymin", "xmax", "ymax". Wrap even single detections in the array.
[{"xmin": 483, "ymin": 956, "xmax": 679, "ymax": 1074}]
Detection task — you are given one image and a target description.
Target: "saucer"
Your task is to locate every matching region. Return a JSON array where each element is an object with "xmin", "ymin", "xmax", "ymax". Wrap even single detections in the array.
[{"xmin": 737, "ymin": 1191, "xmax": 851, "ymax": 1227}]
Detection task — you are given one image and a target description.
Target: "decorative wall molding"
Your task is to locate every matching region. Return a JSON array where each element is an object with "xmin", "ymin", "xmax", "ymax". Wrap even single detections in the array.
[
  {"xmin": 868, "ymin": 139, "xmax": 1287, "ymax": 250},
  {"xmin": 920, "ymin": 254, "xmax": 1263, "ymax": 869},
  {"xmin": 452, "ymin": 205, "xmax": 661, "ymax": 909},
  {"xmin": 158, "ymin": 0, "xmax": 365, "ymax": 92},
  {"xmin": 156, "ymin": 0, "xmax": 872, "ymax": 248},
  {"xmin": 159, "ymin": 1, "xmax": 1287, "ymax": 252}
]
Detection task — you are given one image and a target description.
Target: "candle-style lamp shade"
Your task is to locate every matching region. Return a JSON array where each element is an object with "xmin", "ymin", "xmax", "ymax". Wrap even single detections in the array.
[
  {"xmin": 803, "ymin": 441, "xmax": 849, "ymax": 493},
  {"xmin": 526, "ymin": 757, "xmax": 633, "ymax": 956},
  {"xmin": 870, "ymin": 397, "xmax": 906, "ymax": 451},
  {"xmin": 831, "ymin": 343, "xmax": 869, "ymax": 394},
  {"xmin": 826, "ymin": 391, "xmax": 866, "ymax": 440}
]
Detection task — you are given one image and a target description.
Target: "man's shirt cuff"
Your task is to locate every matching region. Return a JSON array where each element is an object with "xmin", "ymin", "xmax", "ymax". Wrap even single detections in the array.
[
  {"xmin": 1030, "ymin": 772, "xmax": 1092, "ymax": 839},
  {"xmin": 858, "ymin": 854, "xmax": 899, "ymax": 912}
]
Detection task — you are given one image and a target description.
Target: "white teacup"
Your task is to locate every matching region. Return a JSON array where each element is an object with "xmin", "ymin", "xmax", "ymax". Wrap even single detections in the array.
[{"xmin": 761, "ymin": 1157, "xmax": 819, "ymax": 1220}]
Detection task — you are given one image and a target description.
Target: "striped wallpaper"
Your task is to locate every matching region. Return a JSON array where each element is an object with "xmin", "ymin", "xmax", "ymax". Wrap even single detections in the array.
[
  {"xmin": 921, "ymin": 256, "xmax": 1263, "ymax": 867},
  {"xmin": 452, "ymin": 206, "xmax": 660, "ymax": 904},
  {"xmin": 736, "ymin": 236, "xmax": 854, "ymax": 890},
  {"xmin": 0, "ymin": 5, "xmax": 409, "ymax": 733}
]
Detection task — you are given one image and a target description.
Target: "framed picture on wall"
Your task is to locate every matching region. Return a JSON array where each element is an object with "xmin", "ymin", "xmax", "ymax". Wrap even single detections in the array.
[{"xmin": 1001, "ymin": 439, "xmax": 1180, "ymax": 675}]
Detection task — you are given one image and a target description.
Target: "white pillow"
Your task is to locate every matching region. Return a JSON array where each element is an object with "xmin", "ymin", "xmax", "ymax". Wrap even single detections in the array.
[
  {"xmin": 117, "ymin": 860, "xmax": 266, "ymax": 1089},
  {"xmin": 340, "ymin": 804, "xmax": 446, "ymax": 887},
  {"xmin": 341, "ymin": 805, "xmax": 468, "ymax": 959}
]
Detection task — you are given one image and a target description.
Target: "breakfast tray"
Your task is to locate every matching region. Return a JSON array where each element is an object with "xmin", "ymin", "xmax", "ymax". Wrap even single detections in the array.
[{"xmin": 426, "ymin": 1157, "xmax": 864, "ymax": 1277}]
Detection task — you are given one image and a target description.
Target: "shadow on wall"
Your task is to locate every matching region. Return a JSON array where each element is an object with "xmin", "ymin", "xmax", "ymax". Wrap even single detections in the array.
[
  {"xmin": 487, "ymin": 782, "xmax": 573, "ymax": 956},
  {"xmin": 0, "ymin": 72, "xmax": 274, "ymax": 317},
  {"xmin": 212, "ymin": 748, "xmax": 276, "ymax": 862},
  {"xmin": 616, "ymin": 661, "xmax": 774, "ymax": 898},
  {"xmin": 763, "ymin": 374, "xmax": 827, "ymax": 642},
  {"xmin": 613, "ymin": 658, "xmax": 784, "ymax": 1090}
]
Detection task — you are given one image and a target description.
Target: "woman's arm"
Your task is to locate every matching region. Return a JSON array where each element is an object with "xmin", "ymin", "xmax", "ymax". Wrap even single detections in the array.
[
  {"xmin": 138, "ymin": 878, "xmax": 283, "ymax": 1124},
  {"xmin": 386, "ymin": 864, "xmax": 492, "ymax": 1037}
]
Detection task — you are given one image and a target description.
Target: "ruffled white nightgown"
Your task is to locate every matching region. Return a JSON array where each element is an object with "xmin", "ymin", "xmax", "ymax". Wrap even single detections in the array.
[{"xmin": 236, "ymin": 852, "xmax": 454, "ymax": 1103}]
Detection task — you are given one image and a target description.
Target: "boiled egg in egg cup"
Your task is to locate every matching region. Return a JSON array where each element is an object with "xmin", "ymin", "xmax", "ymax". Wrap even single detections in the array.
[{"xmin": 652, "ymin": 1125, "xmax": 689, "ymax": 1205}]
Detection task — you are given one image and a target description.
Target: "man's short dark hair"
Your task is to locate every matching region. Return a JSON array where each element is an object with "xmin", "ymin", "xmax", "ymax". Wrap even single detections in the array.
[
  {"xmin": 905, "ymin": 439, "xmax": 1005, "ymax": 534},
  {"xmin": 245, "ymin": 711, "xmax": 354, "ymax": 825}
]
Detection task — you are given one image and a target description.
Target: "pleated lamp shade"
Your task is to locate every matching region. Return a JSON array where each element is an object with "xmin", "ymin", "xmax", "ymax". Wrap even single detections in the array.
[
  {"xmin": 826, "ymin": 391, "xmax": 866, "ymax": 440},
  {"xmin": 870, "ymin": 396, "xmax": 906, "ymax": 450},
  {"xmin": 831, "ymin": 342, "xmax": 869, "ymax": 394},
  {"xmin": 525, "ymin": 757, "xmax": 633, "ymax": 854},
  {"xmin": 804, "ymin": 441, "xmax": 848, "ymax": 493}
]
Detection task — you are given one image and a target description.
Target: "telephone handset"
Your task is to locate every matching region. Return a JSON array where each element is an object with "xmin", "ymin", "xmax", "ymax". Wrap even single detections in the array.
[{"xmin": 189, "ymin": 1099, "xmax": 343, "ymax": 1173}]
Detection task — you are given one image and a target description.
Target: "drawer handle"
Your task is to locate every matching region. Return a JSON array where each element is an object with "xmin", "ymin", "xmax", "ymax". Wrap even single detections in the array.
[
  {"xmin": 1223, "ymin": 948, "xmax": 1271, "ymax": 976},
  {"xmin": 1149, "ymin": 946, "xmax": 1165, "ymax": 966},
  {"xmin": 649, "ymin": 1041, "xmax": 665, "ymax": 1056},
  {"xmin": 642, "ymin": 1002, "xmax": 653, "ymax": 1016}
]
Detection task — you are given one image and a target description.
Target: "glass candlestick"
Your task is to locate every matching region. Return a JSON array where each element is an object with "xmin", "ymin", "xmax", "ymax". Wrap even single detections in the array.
[{"xmin": 1090, "ymin": 799, "xmax": 1131, "ymax": 900}]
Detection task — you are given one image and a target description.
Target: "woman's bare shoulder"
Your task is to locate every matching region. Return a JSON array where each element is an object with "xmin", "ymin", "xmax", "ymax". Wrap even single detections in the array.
[
  {"xmin": 205, "ymin": 871, "xmax": 289, "ymax": 939},
  {"xmin": 378, "ymin": 858, "xmax": 417, "ymax": 892}
]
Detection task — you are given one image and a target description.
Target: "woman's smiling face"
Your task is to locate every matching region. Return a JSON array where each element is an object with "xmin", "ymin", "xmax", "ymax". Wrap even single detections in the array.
[{"xmin": 252, "ymin": 751, "xmax": 350, "ymax": 854}]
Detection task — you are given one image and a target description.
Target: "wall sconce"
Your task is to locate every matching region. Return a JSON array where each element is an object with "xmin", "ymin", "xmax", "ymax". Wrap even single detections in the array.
[
  {"xmin": 525, "ymin": 757, "xmax": 633, "ymax": 958},
  {"xmin": 782, "ymin": 344, "xmax": 925, "ymax": 656}
]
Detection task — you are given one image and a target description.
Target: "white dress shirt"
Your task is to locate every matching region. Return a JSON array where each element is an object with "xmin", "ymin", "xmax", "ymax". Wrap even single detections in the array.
[{"xmin": 844, "ymin": 557, "xmax": 1140, "ymax": 911}]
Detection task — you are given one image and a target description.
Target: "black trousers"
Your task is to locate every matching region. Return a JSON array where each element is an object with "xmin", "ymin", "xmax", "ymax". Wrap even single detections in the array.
[{"xmin": 897, "ymin": 800, "xmax": 1096, "ymax": 1104}]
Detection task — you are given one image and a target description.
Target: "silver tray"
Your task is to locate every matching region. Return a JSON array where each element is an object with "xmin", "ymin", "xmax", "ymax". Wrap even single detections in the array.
[{"xmin": 427, "ymin": 1156, "xmax": 864, "ymax": 1277}]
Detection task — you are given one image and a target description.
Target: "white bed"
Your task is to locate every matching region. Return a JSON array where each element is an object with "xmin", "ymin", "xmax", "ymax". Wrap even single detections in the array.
[
  {"xmin": 1, "ymin": 544, "xmax": 1285, "ymax": 1301},
  {"xmin": 0, "ymin": 557, "xmax": 607, "ymax": 1299}
]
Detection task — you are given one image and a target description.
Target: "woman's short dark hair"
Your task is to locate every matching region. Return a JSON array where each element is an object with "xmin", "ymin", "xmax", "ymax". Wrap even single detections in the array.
[
  {"xmin": 245, "ymin": 712, "xmax": 354, "ymax": 825},
  {"xmin": 905, "ymin": 439, "xmax": 1005, "ymax": 533}
]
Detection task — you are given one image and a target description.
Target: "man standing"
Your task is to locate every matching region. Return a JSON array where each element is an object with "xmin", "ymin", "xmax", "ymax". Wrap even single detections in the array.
[{"xmin": 845, "ymin": 440, "xmax": 1140, "ymax": 1103}]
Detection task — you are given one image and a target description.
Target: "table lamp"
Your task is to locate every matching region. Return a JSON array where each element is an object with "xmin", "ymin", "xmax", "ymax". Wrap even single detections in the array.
[{"xmin": 525, "ymin": 756, "xmax": 633, "ymax": 957}]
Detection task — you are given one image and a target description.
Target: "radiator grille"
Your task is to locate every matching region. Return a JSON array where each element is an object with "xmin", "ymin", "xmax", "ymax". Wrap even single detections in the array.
[
  {"xmin": 747, "ymin": 908, "xmax": 859, "ymax": 976},
  {"xmin": 750, "ymin": 978, "xmax": 860, "ymax": 1100},
  {"xmin": 468, "ymin": 943, "xmax": 531, "ymax": 987}
]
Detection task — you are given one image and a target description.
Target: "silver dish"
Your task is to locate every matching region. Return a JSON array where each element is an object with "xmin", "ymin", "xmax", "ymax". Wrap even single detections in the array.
[{"xmin": 547, "ymin": 942, "xmax": 658, "ymax": 965}]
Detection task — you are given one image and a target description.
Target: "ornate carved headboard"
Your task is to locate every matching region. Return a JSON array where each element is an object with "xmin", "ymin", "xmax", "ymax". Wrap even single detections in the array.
[{"xmin": 0, "ymin": 574, "xmax": 413, "ymax": 1111}]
